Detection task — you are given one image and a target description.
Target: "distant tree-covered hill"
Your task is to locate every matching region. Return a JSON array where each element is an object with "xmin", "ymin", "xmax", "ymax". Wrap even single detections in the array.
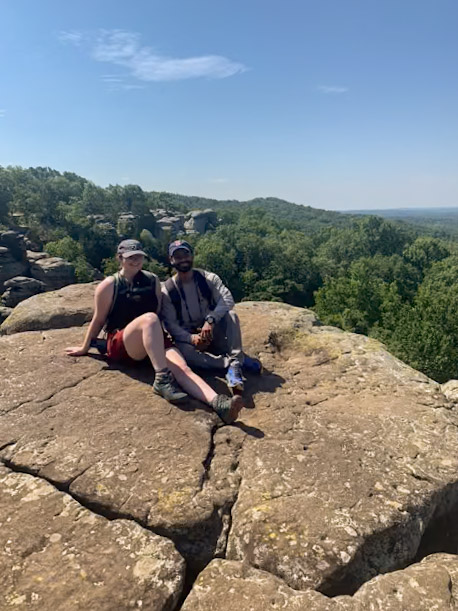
[{"xmin": 350, "ymin": 207, "xmax": 458, "ymax": 240}]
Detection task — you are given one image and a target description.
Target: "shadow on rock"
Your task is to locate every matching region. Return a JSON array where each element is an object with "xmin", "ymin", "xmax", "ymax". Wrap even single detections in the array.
[{"xmin": 89, "ymin": 353, "xmax": 280, "ymax": 434}]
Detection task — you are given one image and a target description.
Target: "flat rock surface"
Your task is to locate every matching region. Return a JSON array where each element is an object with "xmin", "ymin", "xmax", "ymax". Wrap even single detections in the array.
[
  {"xmin": 2, "ymin": 301, "xmax": 458, "ymax": 609},
  {"xmin": 0, "ymin": 326, "xmax": 241, "ymax": 573},
  {"xmin": 0, "ymin": 282, "xmax": 96, "ymax": 334},
  {"xmin": 0, "ymin": 465, "xmax": 185, "ymax": 610}
]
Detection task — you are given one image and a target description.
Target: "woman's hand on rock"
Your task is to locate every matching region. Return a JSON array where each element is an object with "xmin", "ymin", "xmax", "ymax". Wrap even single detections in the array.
[{"xmin": 65, "ymin": 346, "xmax": 89, "ymax": 357}]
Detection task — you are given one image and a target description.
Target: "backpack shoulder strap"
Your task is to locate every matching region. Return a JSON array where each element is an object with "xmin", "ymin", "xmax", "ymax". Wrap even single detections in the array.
[
  {"xmin": 141, "ymin": 270, "xmax": 158, "ymax": 311},
  {"xmin": 141, "ymin": 270, "xmax": 156, "ymax": 289},
  {"xmin": 107, "ymin": 272, "xmax": 120, "ymax": 318},
  {"xmin": 165, "ymin": 276, "xmax": 183, "ymax": 323},
  {"xmin": 194, "ymin": 269, "xmax": 215, "ymax": 308}
]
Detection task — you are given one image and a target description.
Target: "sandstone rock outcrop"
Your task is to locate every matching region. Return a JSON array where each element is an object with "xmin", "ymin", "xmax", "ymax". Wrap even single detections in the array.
[
  {"xmin": 0, "ymin": 246, "xmax": 29, "ymax": 293},
  {"xmin": 184, "ymin": 209, "xmax": 217, "ymax": 235},
  {"xmin": 117, "ymin": 212, "xmax": 139, "ymax": 237},
  {"xmin": 26, "ymin": 249, "xmax": 49, "ymax": 263},
  {"xmin": 151, "ymin": 208, "xmax": 218, "ymax": 238},
  {"xmin": 441, "ymin": 380, "xmax": 458, "ymax": 403},
  {"xmin": 1, "ymin": 276, "xmax": 45, "ymax": 307},
  {"xmin": 0, "ymin": 305, "xmax": 12, "ymax": 324},
  {"xmin": 0, "ymin": 229, "xmax": 27, "ymax": 261},
  {"xmin": 155, "ymin": 214, "xmax": 186, "ymax": 238},
  {"xmin": 30, "ymin": 256, "xmax": 76, "ymax": 290},
  {"xmin": 2, "ymin": 301, "xmax": 458, "ymax": 609},
  {"xmin": 0, "ymin": 282, "xmax": 95, "ymax": 334}
]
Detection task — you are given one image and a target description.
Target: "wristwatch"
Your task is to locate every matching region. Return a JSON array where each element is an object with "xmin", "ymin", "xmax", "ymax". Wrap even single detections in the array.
[{"xmin": 205, "ymin": 315, "xmax": 216, "ymax": 325}]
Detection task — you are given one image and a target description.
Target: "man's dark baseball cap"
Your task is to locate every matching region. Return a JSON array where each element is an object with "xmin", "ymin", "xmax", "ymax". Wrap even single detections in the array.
[
  {"xmin": 117, "ymin": 239, "xmax": 147, "ymax": 258},
  {"xmin": 168, "ymin": 240, "xmax": 193, "ymax": 257}
]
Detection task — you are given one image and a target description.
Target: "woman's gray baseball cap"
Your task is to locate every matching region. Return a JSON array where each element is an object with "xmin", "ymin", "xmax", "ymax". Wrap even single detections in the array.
[{"xmin": 117, "ymin": 239, "xmax": 148, "ymax": 258}]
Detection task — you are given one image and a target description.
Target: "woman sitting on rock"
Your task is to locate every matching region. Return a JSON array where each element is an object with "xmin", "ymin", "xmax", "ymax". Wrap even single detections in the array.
[{"xmin": 65, "ymin": 239, "xmax": 243, "ymax": 424}]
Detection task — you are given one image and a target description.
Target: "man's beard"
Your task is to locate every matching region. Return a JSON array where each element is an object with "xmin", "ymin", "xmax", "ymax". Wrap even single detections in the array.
[{"xmin": 174, "ymin": 261, "xmax": 192, "ymax": 272}]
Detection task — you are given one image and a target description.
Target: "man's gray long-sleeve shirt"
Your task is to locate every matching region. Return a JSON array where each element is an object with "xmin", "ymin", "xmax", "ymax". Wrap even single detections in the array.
[{"xmin": 161, "ymin": 269, "xmax": 234, "ymax": 344}]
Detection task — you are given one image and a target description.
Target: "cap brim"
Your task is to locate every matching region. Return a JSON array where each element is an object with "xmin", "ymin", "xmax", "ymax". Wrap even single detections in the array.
[
  {"xmin": 170, "ymin": 247, "xmax": 191, "ymax": 256},
  {"xmin": 121, "ymin": 250, "xmax": 148, "ymax": 258}
]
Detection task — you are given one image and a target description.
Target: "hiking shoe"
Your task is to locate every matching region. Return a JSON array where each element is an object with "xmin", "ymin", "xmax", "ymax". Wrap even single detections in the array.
[
  {"xmin": 153, "ymin": 371, "xmax": 188, "ymax": 403},
  {"xmin": 211, "ymin": 394, "xmax": 243, "ymax": 424},
  {"xmin": 226, "ymin": 362, "xmax": 244, "ymax": 394},
  {"xmin": 242, "ymin": 355, "xmax": 263, "ymax": 375}
]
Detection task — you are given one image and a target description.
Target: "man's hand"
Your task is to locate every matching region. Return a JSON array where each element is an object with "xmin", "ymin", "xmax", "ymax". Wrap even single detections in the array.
[
  {"xmin": 191, "ymin": 334, "xmax": 210, "ymax": 352},
  {"xmin": 200, "ymin": 320, "xmax": 214, "ymax": 342},
  {"xmin": 65, "ymin": 346, "xmax": 89, "ymax": 357}
]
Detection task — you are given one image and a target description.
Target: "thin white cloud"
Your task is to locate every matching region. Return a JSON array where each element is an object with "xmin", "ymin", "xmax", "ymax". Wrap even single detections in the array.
[
  {"xmin": 208, "ymin": 177, "xmax": 229, "ymax": 184},
  {"xmin": 0, "ymin": 109, "xmax": 6, "ymax": 118},
  {"xmin": 59, "ymin": 29, "xmax": 247, "ymax": 82},
  {"xmin": 58, "ymin": 30, "xmax": 84, "ymax": 46},
  {"xmin": 317, "ymin": 85, "xmax": 348, "ymax": 94},
  {"xmin": 100, "ymin": 74, "xmax": 124, "ymax": 83},
  {"xmin": 100, "ymin": 74, "xmax": 146, "ymax": 92}
]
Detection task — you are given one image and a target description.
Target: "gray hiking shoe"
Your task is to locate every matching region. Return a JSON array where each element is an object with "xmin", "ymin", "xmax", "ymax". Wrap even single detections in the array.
[
  {"xmin": 211, "ymin": 394, "xmax": 243, "ymax": 424},
  {"xmin": 153, "ymin": 371, "xmax": 188, "ymax": 403}
]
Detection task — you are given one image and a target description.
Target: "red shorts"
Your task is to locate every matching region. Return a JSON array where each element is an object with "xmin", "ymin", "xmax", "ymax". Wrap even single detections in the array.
[{"xmin": 106, "ymin": 329, "xmax": 174, "ymax": 363}]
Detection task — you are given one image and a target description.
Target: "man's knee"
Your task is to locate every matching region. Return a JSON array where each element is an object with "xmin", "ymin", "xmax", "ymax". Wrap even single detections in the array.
[
  {"xmin": 227, "ymin": 310, "xmax": 240, "ymax": 324},
  {"xmin": 224, "ymin": 310, "xmax": 240, "ymax": 330}
]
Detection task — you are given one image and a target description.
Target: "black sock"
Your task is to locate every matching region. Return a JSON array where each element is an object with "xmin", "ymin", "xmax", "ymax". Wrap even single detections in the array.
[{"xmin": 156, "ymin": 367, "xmax": 169, "ymax": 376}]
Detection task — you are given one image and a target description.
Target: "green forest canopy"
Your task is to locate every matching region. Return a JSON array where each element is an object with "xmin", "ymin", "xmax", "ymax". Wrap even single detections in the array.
[{"xmin": 1, "ymin": 164, "xmax": 458, "ymax": 384}]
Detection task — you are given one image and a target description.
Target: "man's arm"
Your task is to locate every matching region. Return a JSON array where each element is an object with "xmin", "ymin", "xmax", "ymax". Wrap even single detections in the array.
[
  {"xmin": 160, "ymin": 287, "xmax": 193, "ymax": 344},
  {"xmin": 205, "ymin": 271, "xmax": 234, "ymax": 322}
]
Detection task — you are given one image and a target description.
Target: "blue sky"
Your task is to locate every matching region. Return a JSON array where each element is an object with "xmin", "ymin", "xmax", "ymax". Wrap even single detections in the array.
[{"xmin": 0, "ymin": 1, "xmax": 457, "ymax": 210}]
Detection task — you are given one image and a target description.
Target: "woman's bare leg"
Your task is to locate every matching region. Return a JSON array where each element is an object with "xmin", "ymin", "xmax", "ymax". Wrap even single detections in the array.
[
  {"xmin": 122, "ymin": 312, "xmax": 167, "ymax": 371},
  {"xmin": 165, "ymin": 347, "xmax": 217, "ymax": 404}
]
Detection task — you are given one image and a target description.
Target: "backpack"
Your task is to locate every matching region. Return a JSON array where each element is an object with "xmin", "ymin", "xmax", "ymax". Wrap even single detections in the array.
[
  {"xmin": 164, "ymin": 270, "xmax": 215, "ymax": 324},
  {"xmin": 107, "ymin": 270, "xmax": 157, "ymax": 320}
]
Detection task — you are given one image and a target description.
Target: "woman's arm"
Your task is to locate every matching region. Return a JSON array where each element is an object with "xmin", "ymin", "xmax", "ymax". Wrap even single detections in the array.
[{"xmin": 65, "ymin": 278, "xmax": 115, "ymax": 356}]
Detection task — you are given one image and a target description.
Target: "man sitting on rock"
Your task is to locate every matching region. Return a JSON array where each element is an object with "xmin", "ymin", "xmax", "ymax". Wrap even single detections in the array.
[{"xmin": 161, "ymin": 240, "xmax": 261, "ymax": 394}]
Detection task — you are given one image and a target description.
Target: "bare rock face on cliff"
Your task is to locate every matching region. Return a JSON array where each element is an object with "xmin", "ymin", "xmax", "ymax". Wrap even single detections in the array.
[
  {"xmin": 184, "ymin": 209, "xmax": 218, "ymax": 235},
  {"xmin": 2, "ymin": 300, "xmax": 458, "ymax": 609}
]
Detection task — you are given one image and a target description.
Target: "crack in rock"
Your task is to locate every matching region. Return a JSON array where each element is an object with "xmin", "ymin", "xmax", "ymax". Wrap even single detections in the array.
[
  {"xmin": 0, "ymin": 440, "xmax": 17, "ymax": 453},
  {"xmin": 176, "ymin": 430, "xmax": 246, "ymax": 610},
  {"xmin": 2, "ymin": 369, "xmax": 102, "ymax": 415},
  {"xmin": 198, "ymin": 424, "xmax": 218, "ymax": 493}
]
